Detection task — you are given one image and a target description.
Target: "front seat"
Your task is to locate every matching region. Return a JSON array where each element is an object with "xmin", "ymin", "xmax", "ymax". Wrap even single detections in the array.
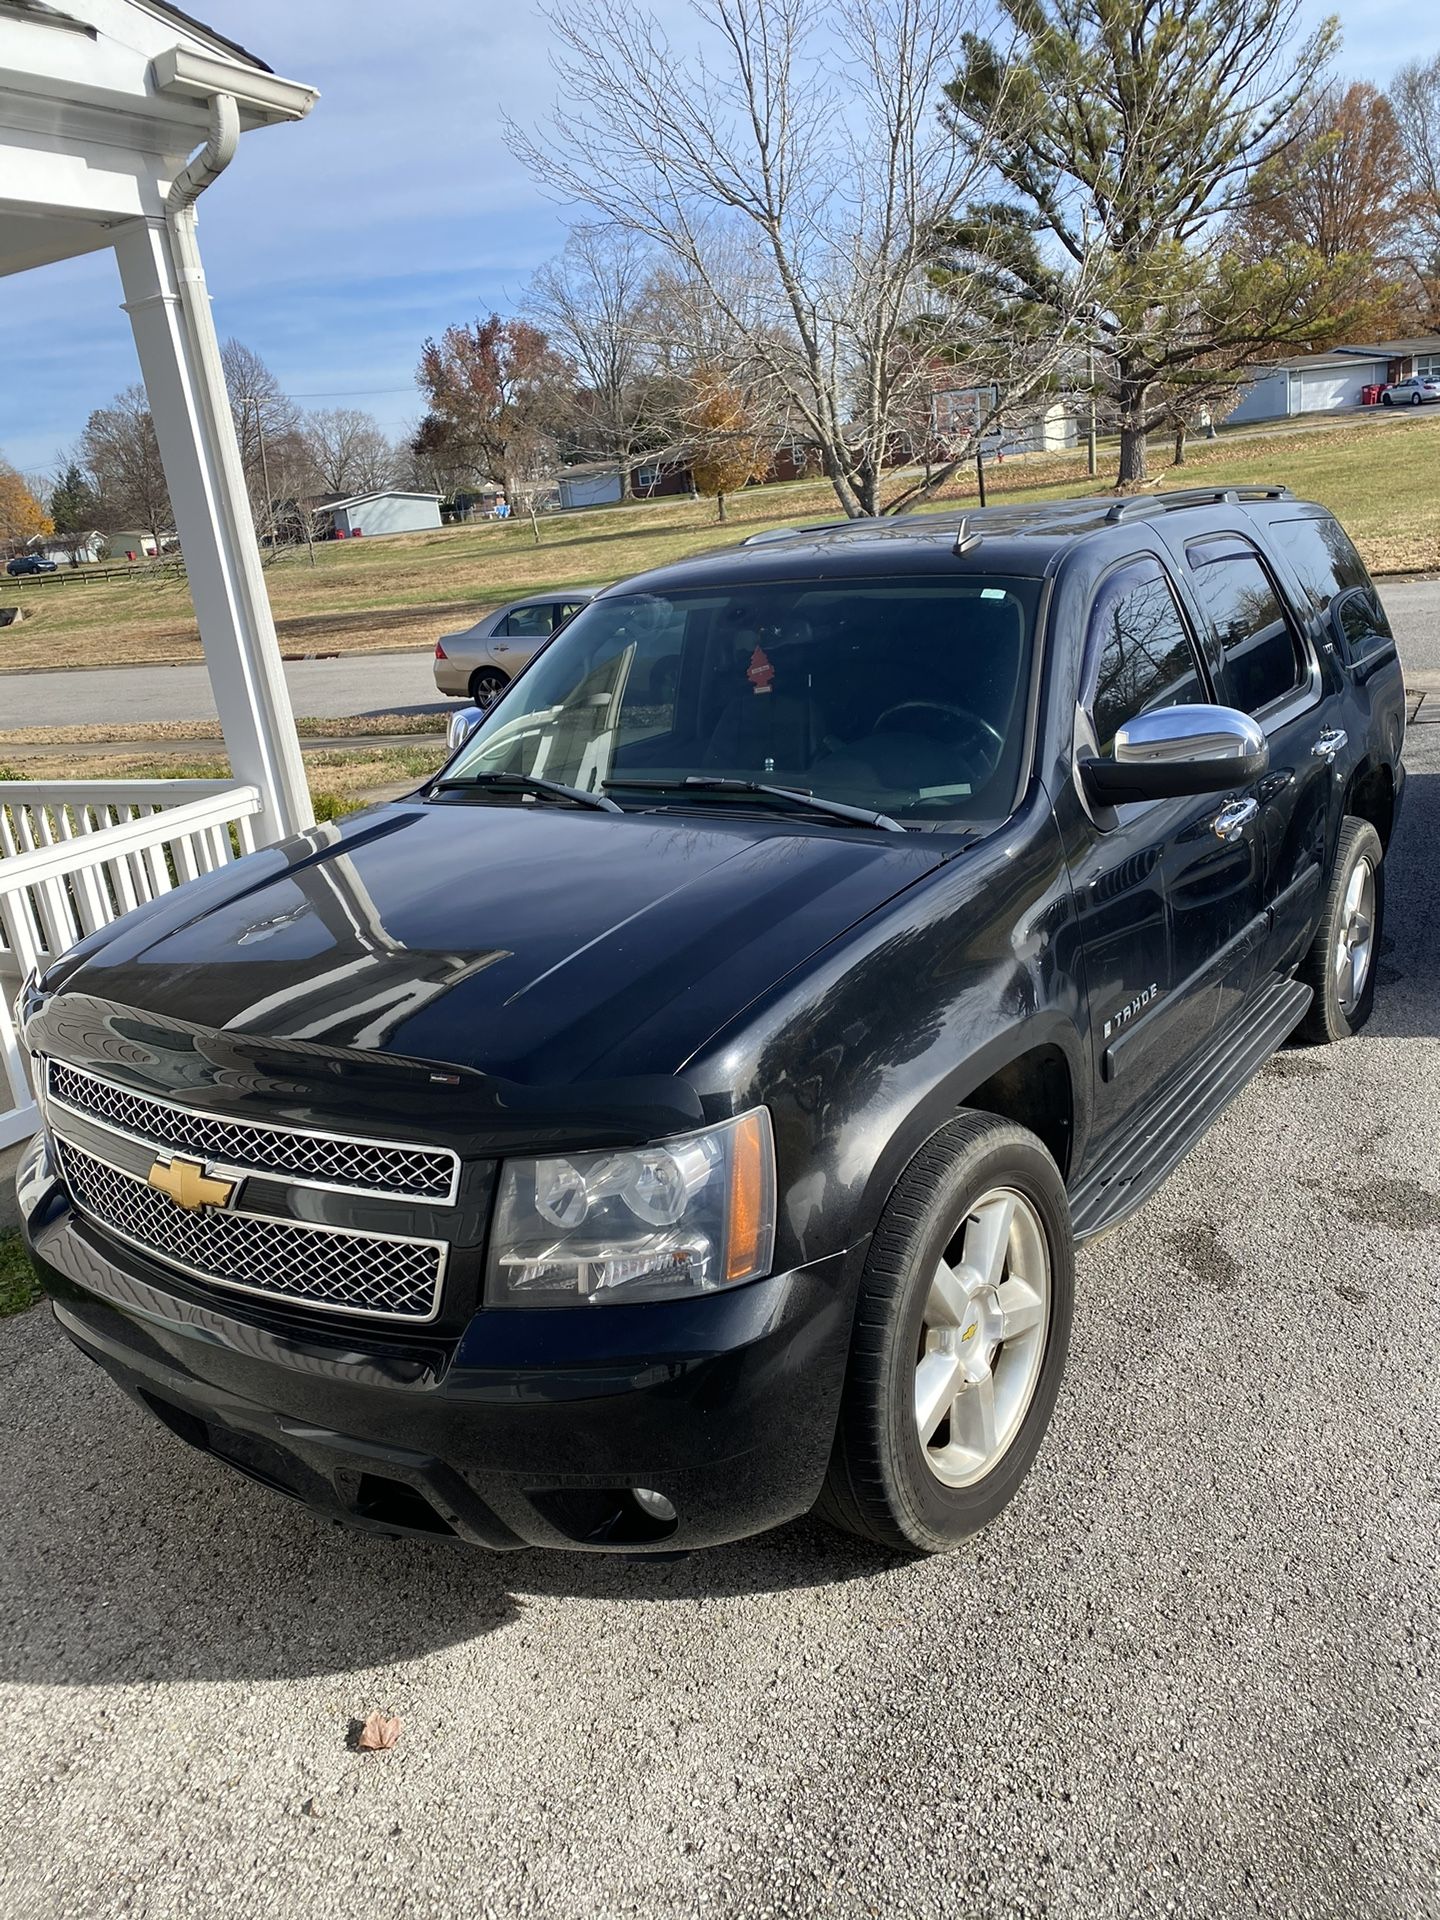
[{"xmin": 702, "ymin": 690, "xmax": 826, "ymax": 775}]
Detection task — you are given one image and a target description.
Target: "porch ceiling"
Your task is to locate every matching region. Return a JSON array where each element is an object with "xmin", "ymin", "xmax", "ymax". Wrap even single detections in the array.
[{"xmin": 0, "ymin": 204, "xmax": 119, "ymax": 275}]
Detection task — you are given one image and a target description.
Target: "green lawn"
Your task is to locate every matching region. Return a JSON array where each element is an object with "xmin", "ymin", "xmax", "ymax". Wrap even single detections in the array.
[
  {"xmin": 3, "ymin": 410, "xmax": 1437, "ymax": 677},
  {"xmin": 0, "ymin": 1233, "xmax": 39, "ymax": 1318}
]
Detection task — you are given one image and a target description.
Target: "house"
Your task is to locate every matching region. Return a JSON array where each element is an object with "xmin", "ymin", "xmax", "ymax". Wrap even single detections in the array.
[
  {"xmin": 109, "ymin": 529, "xmax": 166, "ymax": 559},
  {"xmin": 315, "ymin": 490, "xmax": 443, "ymax": 538},
  {"xmin": 932, "ymin": 387, "xmax": 1080, "ymax": 457},
  {"xmin": 27, "ymin": 531, "xmax": 106, "ymax": 564},
  {"xmin": 1228, "ymin": 336, "xmax": 1440, "ymax": 425}
]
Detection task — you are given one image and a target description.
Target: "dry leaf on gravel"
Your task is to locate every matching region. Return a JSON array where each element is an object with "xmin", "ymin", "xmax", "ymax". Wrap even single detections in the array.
[{"xmin": 353, "ymin": 1712, "xmax": 403, "ymax": 1752}]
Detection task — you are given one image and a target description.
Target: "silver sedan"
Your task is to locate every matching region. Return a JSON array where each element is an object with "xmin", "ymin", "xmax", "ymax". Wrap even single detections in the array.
[{"xmin": 433, "ymin": 590, "xmax": 596, "ymax": 702}]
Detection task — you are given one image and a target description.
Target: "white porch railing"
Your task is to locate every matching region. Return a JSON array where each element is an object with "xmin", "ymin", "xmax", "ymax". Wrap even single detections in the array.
[{"xmin": 0, "ymin": 780, "xmax": 264, "ymax": 1150}]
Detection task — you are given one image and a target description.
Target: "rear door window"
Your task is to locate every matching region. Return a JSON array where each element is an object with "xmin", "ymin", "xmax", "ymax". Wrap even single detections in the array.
[
  {"xmin": 1265, "ymin": 514, "xmax": 1370, "ymax": 616},
  {"xmin": 502, "ymin": 603, "xmax": 557, "ymax": 638},
  {"xmin": 1084, "ymin": 558, "xmax": 1209, "ymax": 756},
  {"xmin": 1185, "ymin": 541, "xmax": 1310, "ymax": 717}
]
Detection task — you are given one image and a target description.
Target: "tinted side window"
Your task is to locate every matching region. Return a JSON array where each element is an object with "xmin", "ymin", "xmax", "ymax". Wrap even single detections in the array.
[
  {"xmin": 1335, "ymin": 587, "xmax": 1394, "ymax": 658},
  {"xmin": 1186, "ymin": 547, "xmax": 1308, "ymax": 716},
  {"xmin": 1086, "ymin": 560, "xmax": 1207, "ymax": 755},
  {"xmin": 1266, "ymin": 514, "xmax": 1369, "ymax": 615},
  {"xmin": 503, "ymin": 603, "xmax": 557, "ymax": 638}
]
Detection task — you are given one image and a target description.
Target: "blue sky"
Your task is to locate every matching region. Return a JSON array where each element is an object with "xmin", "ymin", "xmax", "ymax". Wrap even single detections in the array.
[{"xmin": 0, "ymin": 0, "xmax": 1435, "ymax": 476}]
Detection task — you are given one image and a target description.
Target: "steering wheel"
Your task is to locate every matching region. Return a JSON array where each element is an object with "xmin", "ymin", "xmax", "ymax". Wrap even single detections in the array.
[{"xmin": 872, "ymin": 699, "xmax": 1005, "ymax": 772}]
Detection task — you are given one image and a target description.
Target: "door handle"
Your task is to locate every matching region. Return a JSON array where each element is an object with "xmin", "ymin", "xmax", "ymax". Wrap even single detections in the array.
[
  {"xmin": 1311, "ymin": 727, "xmax": 1347, "ymax": 763},
  {"xmin": 492, "ymin": 641, "xmax": 510, "ymax": 654},
  {"xmin": 1211, "ymin": 798, "xmax": 1258, "ymax": 842}
]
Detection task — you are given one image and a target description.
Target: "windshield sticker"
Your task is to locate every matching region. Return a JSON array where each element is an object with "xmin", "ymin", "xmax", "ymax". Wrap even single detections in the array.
[
  {"xmin": 747, "ymin": 645, "xmax": 775, "ymax": 694},
  {"xmin": 981, "ymin": 588, "xmax": 1007, "ymax": 600}
]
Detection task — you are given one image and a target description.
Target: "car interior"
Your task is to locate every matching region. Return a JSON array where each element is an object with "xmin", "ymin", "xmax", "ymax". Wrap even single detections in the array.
[{"xmin": 596, "ymin": 583, "xmax": 1039, "ymax": 821}]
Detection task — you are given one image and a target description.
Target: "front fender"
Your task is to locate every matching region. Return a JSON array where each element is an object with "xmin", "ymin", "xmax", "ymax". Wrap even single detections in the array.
[{"xmin": 686, "ymin": 792, "xmax": 1089, "ymax": 1277}]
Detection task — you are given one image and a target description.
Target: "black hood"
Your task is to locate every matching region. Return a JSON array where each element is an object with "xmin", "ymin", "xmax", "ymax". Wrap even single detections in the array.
[{"xmin": 46, "ymin": 800, "xmax": 945, "ymax": 1088}]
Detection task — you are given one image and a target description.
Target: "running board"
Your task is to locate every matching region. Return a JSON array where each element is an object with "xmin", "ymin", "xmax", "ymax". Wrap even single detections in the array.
[{"xmin": 1069, "ymin": 975, "xmax": 1312, "ymax": 1243}]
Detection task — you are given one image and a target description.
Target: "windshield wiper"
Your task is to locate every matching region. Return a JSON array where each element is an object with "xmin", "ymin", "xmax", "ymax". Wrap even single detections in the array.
[
  {"xmin": 432, "ymin": 772, "xmax": 621, "ymax": 813},
  {"xmin": 603, "ymin": 775, "xmax": 905, "ymax": 834}
]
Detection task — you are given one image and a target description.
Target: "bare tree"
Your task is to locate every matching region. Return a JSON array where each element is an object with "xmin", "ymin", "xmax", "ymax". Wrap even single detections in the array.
[
  {"xmin": 219, "ymin": 339, "xmax": 308, "ymax": 540},
  {"xmin": 304, "ymin": 407, "xmax": 397, "ymax": 496},
  {"xmin": 80, "ymin": 387, "xmax": 172, "ymax": 554},
  {"xmin": 506, "ymin": 0, "xmax": 1084, "ymax": 519},
  {"xmin": 525, "ymin": 226, "xmax": 657, "ymax": 493},
  {"xmin": 1392, "ymin": 56, "xmax": 1440, "ymax": 321}
]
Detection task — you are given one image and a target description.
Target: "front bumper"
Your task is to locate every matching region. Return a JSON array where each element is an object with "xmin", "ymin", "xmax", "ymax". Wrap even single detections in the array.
[{"xmin": 18, "ymin": 1133, "xmax": 852, "ymax": 1554}]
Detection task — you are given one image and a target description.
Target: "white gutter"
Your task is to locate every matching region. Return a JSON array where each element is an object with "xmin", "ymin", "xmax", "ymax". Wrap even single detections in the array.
[{"xmin": 151, "ymin": 45, "xmax": 318, "ymax": 127}]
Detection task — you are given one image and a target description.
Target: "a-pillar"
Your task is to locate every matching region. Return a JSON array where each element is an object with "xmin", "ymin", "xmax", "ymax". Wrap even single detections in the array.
[{"xmin": 112, "ymin": 215, "xmax": 312, "ymax": 843}]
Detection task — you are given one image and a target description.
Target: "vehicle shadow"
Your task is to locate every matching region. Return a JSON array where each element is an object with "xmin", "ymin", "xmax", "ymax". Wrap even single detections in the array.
[{"xmin": 0, "ymin": 1309, "xmax": 899, "ymax": 1688}]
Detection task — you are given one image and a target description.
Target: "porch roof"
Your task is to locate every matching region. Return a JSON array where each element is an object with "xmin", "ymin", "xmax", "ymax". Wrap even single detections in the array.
[{"xmin": 0, "ymin": 0, "xmax": 315, "ymax": 279}]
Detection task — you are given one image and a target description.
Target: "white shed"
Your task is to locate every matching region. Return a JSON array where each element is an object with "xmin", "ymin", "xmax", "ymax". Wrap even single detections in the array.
[
  {"xmin": 321, "ymin": 491, "xmax": 444, "ymax": 538},
  {"xmin": 557, "ymin": 465, "xmax": 624, "ymax": 510}
]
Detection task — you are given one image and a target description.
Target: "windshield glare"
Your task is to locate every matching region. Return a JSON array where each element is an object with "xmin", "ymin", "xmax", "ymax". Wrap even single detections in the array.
[{"xmin": 445, "ymin": 577, "xmax": 1040, "ymax": 825}]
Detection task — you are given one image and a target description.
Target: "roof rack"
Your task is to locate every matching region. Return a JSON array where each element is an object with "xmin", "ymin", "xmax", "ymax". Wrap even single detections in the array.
[
  {"xmin": 1104, "ymin": 485, "xmax": 1293, "ymax": 525},
  {"xmin": 741, "ymin": 517, "xmax": 879, "ymax": 546}
]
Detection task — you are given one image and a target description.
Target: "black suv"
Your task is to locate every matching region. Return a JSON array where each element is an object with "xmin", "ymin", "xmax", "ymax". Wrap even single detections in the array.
[{"xmin": 16, "ymin": 486, "xmax": 1405, "ymax": 1556}]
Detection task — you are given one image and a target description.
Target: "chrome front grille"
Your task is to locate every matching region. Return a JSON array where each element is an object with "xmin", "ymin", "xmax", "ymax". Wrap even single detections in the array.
[
  {"xmin": 57, "ymin": 1140, "xmax": 446, "ymax": 1323},
  {"xmin": 45, "ymin": 1060, "xmax": 459, "ymax": 1204}
]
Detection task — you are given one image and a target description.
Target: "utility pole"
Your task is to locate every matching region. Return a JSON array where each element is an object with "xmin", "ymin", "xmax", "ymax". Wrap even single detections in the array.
[
  {"xmin": 1086, "ymin": 334, "xmax": 1098, "ymax": 480},
  {"xmin": 247, "ymin": 395, "xmax": 275, "ymax": 550}
]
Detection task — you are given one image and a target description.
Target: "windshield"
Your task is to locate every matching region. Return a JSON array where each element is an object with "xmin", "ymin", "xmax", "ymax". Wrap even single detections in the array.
[{"xmin": 443, "ymin": 576, "xmax": 1041, "ymax": 825}]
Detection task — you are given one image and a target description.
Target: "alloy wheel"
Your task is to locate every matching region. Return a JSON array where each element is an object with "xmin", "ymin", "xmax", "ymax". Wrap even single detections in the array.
[
  {"xmin": 914, "ymin": 1187, "xmax": 1050, "ymax": 1488},
  {"xmin": 1336, "ymin": 857, "xmax": 1375, "ymax": 1014}
]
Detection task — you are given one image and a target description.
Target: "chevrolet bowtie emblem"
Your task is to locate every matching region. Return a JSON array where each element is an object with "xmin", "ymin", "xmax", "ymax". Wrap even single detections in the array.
[{"xmin": 147, "ymin": 1156, "xmax": 236, "ymax": 1212}]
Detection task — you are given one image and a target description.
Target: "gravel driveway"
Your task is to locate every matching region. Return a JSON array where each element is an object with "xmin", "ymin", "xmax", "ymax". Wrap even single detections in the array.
[{"xmin": 3, "ymin": 727, "xmax": 1437, "ymax": 1920}]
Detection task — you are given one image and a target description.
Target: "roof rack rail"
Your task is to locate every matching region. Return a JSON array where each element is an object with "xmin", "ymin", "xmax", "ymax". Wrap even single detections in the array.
[
  {"xmin": 741, "ymin": 517, "xmax": 878, "ymax": 546},
  {"xmin": 1104, "ymin": 484, "xmax": 1293, "ymax": 524}
]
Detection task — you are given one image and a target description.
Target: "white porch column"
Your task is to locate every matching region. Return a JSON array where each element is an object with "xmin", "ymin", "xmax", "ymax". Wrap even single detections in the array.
[{"xmin": 112, "ymin": 215, "xmax": 313, "ymax": 843}]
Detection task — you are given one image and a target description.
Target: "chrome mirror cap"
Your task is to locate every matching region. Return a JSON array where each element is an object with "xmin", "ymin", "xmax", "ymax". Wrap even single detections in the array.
[
  {"xmin": 446, "ymin": 706, "xmax": 485, "ymax": 754},
  {"xmin": 1113, "ymin": 703, "xmax": 1266, "ymax": 767},
  {"xmin": 1081, "ymin": 703, "xmax": 1268, "ymax": 807}
]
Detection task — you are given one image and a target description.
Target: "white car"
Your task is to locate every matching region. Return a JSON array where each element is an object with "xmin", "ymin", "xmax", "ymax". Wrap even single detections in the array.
[{"xmin": 1381, "ymin": 374, "xmax": 1440, "ymax": 407}]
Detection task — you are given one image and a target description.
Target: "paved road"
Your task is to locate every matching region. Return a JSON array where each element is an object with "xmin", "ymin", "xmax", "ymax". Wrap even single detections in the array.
[
  {"xmin": 0, "ymin": 647, "xmax": 449, "ymax": 730},
  {"xmin": 2, "ymin": 576, "xmax": 1437, "ymax": 732},
  {"xmin": 2, "ymin": 730, "xmax": 1437, "ymax": 1917}
]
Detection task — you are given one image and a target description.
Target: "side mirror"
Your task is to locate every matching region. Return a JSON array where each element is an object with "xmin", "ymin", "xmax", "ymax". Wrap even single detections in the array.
[
  {"xmin": 446, "ymin": 706, "xmax": 485, "ymax": 754},
  {"xmin": 1080, "ymin": 703, "xmax": 1267, "ymax": 806}
]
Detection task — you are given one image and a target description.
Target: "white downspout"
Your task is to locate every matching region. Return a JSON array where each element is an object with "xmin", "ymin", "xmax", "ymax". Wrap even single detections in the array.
[{"xmin": 165, "ymin": 92, "xmax": 242, "ymax": 505}]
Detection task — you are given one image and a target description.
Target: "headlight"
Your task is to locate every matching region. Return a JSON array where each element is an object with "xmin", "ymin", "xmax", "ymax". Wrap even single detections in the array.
[{"xmin": 486, "ymin": 1108, "xmax": 776, "ymax": 1307}]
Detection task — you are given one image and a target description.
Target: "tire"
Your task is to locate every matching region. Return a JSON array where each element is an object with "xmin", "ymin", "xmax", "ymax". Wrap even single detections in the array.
[
  {"xmin": 818, "ymin": 1113, "xmax": 1075, "ymax": 1553},
  {"xmin": 469, "ymin": 666, "xmax": 509, "ymax": 705},
  {"xmin": 1382, "ymin": 393, "xmax": 1393, "ymax": 406},
  {"xmin": 1296, "ymin": 815, "xmax": 1384, "ymax": 1044},
  {"xmin": 1413, "ymin": 392, "xmax": 1424, "ymax": 407}
]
